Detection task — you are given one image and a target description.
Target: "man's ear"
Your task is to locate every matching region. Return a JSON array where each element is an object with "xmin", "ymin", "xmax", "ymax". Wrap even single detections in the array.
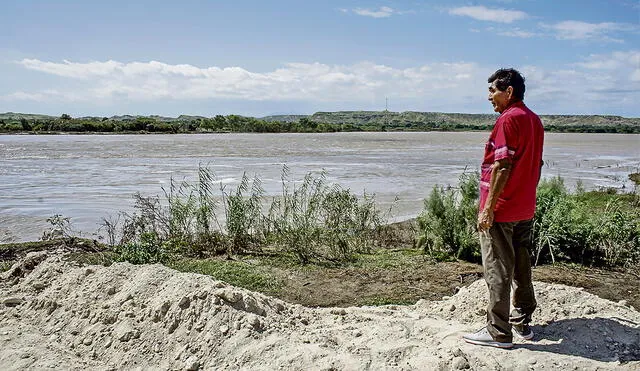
[{"xmin": 506, "ymin": 86, "xmax": 514, "ymax": 99}]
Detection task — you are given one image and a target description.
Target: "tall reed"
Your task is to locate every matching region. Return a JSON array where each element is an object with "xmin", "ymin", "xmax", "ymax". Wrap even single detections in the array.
[{"xmin": 102, "ymin": 165, "xmax": 387, "ymax": 264}]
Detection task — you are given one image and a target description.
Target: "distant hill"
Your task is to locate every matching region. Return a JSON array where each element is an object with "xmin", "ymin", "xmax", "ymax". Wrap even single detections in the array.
[
  {"xmin": 260, "ymin": 114, "xmax": 308, "ymax": 123},
  {"xmin": 0, "ymin": 112, "xmax": 58, "ymax": 121},
  {"xmin": 275, "ymin": 111, "xmax": 640, "ymax": 128},
  {"xmin": 2, "ymin": 111, "xmax": 639, "ymax": 134}
]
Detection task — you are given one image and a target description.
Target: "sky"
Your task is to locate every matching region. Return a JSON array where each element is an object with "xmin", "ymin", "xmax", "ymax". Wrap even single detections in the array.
[{"xmin": 0, "ymin": 0, "xmax": 639, "ymax": 118}]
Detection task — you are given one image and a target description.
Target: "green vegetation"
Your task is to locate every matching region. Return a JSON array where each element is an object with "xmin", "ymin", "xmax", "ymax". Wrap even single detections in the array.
[
  {"xmin": 416, "ymin": 174, "xmax": 640, "ymax": 268},
  {"xmin": 2, "ymin": 169, "xmax": 639, "ymax": 308},
  {"xmin": 533, "ymin": 177, "xmax": 640, "ymax": 267},
  {"xmin": 168, "ymin": 258, "xmax": 282, "ymax": 294},
  {"xmin": 104, "ymin": 164, "xmax": 639, "ymax": 271},
  {"xmin": 265, "ymin": 167, "xmax": 384, "ymax": 263},
  {"xmin": 2, "ymin": 111, "xmax": 639, "ymax": 134},
  {"xmin": 102, "ymin": 166, "xmax": 388, "ymax": 265},
  {"xmin": 0, "ymin": 261, "xmax": 12, "ymax": 272},
  {"xmin": 416, "ymin": 172, "xmax": 480, "ymax": 262}
]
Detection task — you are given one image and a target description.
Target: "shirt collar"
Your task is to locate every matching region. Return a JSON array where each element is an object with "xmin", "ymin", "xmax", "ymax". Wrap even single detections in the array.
[{"xmin": 500, "ymin": 100, "xmax": 525, "ymax": 115}]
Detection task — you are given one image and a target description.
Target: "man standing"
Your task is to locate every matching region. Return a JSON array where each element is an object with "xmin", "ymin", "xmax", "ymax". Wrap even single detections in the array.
[{"xmin": 463, "ymin": 68, "xmax": 544, "ymax": 349}]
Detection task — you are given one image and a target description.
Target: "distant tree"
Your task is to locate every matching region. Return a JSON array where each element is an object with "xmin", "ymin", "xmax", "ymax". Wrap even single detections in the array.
[
  {"xmin": 60, "ymin": 113, "xmax": 72, "ymax": 120},
  {"xmin": 20, "ymin": 118, "xmax": 32, "ymax": 131}
]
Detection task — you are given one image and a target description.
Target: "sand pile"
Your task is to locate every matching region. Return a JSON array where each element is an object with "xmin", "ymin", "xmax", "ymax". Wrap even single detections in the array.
[{"xmin": 1, "ymin": 251, "xmax": 639, "ymax": 370}]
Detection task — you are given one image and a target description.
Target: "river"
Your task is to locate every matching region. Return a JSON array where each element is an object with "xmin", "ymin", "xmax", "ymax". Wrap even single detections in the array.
[{"xmin": 1, "ymin": 132, "xmax": 638, "ymax": 242}]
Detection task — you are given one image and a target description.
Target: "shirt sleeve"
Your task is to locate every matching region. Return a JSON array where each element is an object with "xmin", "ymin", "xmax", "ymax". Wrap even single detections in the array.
[{"xmin": 493, "ymin": 116, "xmax": 517, "ymax": 162}]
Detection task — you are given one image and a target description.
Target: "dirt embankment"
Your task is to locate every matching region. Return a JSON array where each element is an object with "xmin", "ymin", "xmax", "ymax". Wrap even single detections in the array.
[{"xmin": 1, "ymin": 252, "xmax": 639, "ymax": 370}]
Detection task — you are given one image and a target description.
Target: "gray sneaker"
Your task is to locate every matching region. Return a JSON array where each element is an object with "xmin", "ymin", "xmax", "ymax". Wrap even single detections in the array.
[
  {"xmin": 513, "ymin": 324, "xmax": 534, "ymax": 340},
  {"xmin": 462, "ymin": 327, "xmax": 513, "ymax": 349}
]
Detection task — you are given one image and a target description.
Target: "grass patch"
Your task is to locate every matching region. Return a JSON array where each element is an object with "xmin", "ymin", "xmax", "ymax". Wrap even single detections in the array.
[
  {"xmin": 0, "ymin": 260, "xmax": 14, "ymax": 272},
  {"xmin": 0, "ymin": 239, "xmax": 66, "ymax": 260},
  {"xmin": 65, "ymin": 251, "xmax": 115, "ymax": 267},
  {"xmin": 352, "ymin": 248, "xmax": 427, "ymax": 270},
  {"xmin": 168, "ymin": 257, "xmax": 282, "ymax": 294}
]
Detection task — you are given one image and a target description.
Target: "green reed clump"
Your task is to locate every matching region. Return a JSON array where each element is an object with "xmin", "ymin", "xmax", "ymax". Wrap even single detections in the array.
[
  {"xmin": 266, "ymin": 167, "xmax": 385, "ymax": 264},
  {"xmin": 102, "ymin": 165, "xmax": 386, "ymax": 265},
  {"xmin": 222, "ymin": 173, "xmax": 265, "ymax": 255},
  {"xmin": 416, "ymin": 171, "xmax": 480, "ymax": 262},
  {"xmin": 101, "ymin": 166, "xmax": 229, "ymax": 264}
]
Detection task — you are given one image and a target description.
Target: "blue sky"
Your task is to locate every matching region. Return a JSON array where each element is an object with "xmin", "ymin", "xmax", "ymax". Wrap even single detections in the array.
[{"xmin": 0, "ymin": 0, "xmax": 638, "ymax": 117}]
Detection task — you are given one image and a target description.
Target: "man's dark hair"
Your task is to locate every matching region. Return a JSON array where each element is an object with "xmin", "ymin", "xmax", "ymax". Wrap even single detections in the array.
[{"xmin": 488, "ymin": 68, "xmax": 526, "ymax": 101}]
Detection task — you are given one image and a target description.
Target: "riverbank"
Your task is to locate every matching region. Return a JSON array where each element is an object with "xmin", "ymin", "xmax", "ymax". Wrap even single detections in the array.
[
  {"xmin": 1, "ymin": 247, "xmax": 639, "ymax": 369},
  {"xmin": 2, "ymin": 223, "xmax": 639, "ymax": 311}
]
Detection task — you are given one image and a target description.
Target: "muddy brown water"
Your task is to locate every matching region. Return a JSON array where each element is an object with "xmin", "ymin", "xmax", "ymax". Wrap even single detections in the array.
[{"xmin": 1, "ymin": 132, "xmax": 638, "ymax": 242}]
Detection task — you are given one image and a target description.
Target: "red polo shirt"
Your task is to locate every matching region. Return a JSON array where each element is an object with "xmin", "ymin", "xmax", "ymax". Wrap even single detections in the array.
[{"xmin": 479, "ymin": 101, "xmax": 544, "ymax": 222}]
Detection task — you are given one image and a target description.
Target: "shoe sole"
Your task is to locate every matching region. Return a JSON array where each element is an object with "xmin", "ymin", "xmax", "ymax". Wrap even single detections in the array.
[{"xmin": 463, "ymin": 337, "xmax": 514, "ymax": 349}]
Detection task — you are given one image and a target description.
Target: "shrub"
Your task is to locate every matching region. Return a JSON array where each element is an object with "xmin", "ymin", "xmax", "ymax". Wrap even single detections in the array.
[
  {"xmin": 101, "ymin": 165, "xmax": 228, "ymax": 261},
  {"xmin": 416, "ymin": 173, "xmax": 640, "ymax": 268},
  {"xmin": 415, "ymin": 171, "xmax": 480, "ymax": 262},
  {"xmin": 112, "ymin": 232, "xmax": 170, "ymax": 264},
  {"xmin": 266, "ymin": 168, "xmax": 386, "ymax": 263},
  {"xmin": 532, "ymin": 177, "xmax": 640, "ymax": 267}
]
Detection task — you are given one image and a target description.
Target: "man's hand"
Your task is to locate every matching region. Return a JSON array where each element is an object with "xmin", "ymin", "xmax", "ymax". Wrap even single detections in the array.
[{"xmin": 478, "ymin": 208, "xmax": 494, "ymax": 232}]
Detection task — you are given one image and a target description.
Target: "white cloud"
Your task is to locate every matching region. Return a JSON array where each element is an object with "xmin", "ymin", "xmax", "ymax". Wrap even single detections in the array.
[
  {"xmin": 541, "ymin": 20, "xmax": 635, "ymax": 42},
  {"xmin": 522, "ymin": 50, "xmax": 640, "ymax": 113},
  {"xmin": 6, "ymin": 53, "xmax": 639, "ymax": 115},
  {"xmin": 9, "ymin": 58, "xmax": 485, "ymax": 104},
  {"xmin": 352, "ymin": 6, "xmax": 395, "ymax": 18},
  {"xmin": 575, "ymin": 50, "xmax": 640, "ymax": 70},
  {"xmin": 449, "ymin": 6, "xmax": 527, "ymax": 23},
  {"xmin": 497, "ymin": 29, "xmax": 538, "ymax": 38}
]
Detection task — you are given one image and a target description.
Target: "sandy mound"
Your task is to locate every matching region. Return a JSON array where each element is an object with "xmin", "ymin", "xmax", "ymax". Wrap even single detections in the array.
[{"xmin": 1, "ymin": 252, "xmax": 639, "ymax": 370}]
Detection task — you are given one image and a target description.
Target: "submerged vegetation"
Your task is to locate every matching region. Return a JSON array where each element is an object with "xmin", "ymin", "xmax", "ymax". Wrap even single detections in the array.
[{"xmin": 1, "ymin": 111, "xmax": 639, "ymax": 134}]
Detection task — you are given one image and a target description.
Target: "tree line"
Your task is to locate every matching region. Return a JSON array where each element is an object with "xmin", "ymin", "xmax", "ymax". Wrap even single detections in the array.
[{"xmin": 1, "ymin": 114, "xmax": 638, "ymax": 134}]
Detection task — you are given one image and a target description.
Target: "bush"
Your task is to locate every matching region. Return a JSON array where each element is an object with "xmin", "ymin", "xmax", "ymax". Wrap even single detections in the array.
[
  {"xmin": 112, "ymin": 232, "xmax": 170, "ymax": 264},
  {"xmin": 222, "ymin": 173, "xmax": 265, "ymax": 254},
  {"xmin": 416, "ymin": 173, "xmax": 640, "ymax": 268},
  {"xmin": 101, "ymin": 166, "xmax": 229, "ymax": 261},
  {"xmin": 266, "ymin": 168, "xmax": 386, "ymax": 263},
  {"xmin": 532, "ymin": 177, "xmax": 640, "ymax": 267},
  {"xmin": 415, "ymin": 171, "xmax": 480, "ymax": 262}
]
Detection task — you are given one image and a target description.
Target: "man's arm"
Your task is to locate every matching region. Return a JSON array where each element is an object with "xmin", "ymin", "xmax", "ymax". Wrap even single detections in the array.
[{"xmin": 478, "ymin": 158, "xmax": 512, "ymax": 231}]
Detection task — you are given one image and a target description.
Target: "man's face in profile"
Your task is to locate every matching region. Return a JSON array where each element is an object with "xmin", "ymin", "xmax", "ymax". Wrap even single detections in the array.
[{"xmin": 488, "ymin": 81, "xmax": 512, "ymax": 113}]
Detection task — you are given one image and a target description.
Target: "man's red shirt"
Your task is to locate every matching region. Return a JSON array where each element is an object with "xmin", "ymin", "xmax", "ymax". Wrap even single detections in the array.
[{"xmin": 479, "ymin": 101, "xmax": 544, "ymax": 222}]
